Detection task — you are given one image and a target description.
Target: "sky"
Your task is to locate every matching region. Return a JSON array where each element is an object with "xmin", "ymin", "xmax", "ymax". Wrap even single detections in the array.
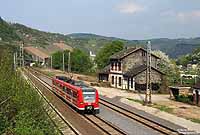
[{"xmin": 1, "ymin": 0, "xmax": 200, "ymax": 40}]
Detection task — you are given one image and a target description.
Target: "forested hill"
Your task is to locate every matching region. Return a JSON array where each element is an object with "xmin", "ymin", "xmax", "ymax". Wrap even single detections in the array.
[
  {"xmin": 69, "ymin": 33, "xmax": 200, "ymax": 58},
  {"xmin": 0, "ymin": 17, "xmax": 20, "ymax": 42},
  {"xmin": 0, "ymin": 17, "xmax": 200, "ymax": 58}
]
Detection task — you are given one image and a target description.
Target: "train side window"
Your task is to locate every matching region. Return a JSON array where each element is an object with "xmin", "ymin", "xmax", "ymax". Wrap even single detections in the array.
[
  {"xmin": 69, "ymin": 90, "xmax": 72, "ymax": 96},
  {"xmin": 73, "ymin": 92, "xmax": 77, "ymax": 98},
  {"xmin": 67, "ymin": 88, "xmax": 70, "ymax": 95},
  {"xmin": 63, "ymin": 86, "xmax": 67, "ymax": 92}
]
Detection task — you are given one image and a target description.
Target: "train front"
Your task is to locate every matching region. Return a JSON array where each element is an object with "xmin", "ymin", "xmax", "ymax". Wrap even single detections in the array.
[{"xmin": 80, "ymin": 87, "xmax": 99, "ymax": 114}]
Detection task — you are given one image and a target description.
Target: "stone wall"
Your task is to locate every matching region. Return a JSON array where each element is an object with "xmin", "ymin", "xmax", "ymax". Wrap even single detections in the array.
[
  {"xmin": 135, "ymin": 69, "xmax": 162, "ymax": 84},
  {"xmin": 122, "ymin": 49, "xmax": 158, "ymax": 72},
  {"xmin": 122, "ymin": 50, "xmax": 142, "ymax": 72}
]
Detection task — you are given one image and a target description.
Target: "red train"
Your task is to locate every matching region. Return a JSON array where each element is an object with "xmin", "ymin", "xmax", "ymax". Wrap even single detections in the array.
[{"xmin": 52, "ymin": 76, "xmax": 100, "ymax": 114}]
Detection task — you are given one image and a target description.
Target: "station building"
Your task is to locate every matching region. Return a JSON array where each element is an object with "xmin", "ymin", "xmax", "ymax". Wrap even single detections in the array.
[{"xmin": 99, "ymin": 47, "xmax": 164, "ymax": 91}]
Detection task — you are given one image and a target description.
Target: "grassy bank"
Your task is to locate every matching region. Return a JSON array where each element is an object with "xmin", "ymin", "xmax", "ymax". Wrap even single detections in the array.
[{"xmin": 0, "ymin": 50, "xmax": 58, "ymax": 135}]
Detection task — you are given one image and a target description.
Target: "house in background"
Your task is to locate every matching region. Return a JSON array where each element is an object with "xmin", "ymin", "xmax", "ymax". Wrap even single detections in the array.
[
  {"xmin": 99, "ymin": 47, "xmax": 164, "ymax": 91},
  {"xmin": 89, "ymin": 51, "xmax": 96, "ymax": 61}
]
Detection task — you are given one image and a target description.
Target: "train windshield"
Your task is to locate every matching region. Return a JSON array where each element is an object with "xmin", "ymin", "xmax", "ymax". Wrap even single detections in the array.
[
  {"xmin": 82, "ymin": 87, "xmax": 96, "ymax": 103},
  {"xmin": 56, "ymin": 76, "xmax": 70, "ymax": 82},
  {"xmin": 74, "ymin": 81, "xmax": 87, "ymax": 87}
]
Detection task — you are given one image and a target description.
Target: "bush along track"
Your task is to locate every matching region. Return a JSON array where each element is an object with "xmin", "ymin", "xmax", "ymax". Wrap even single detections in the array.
[{"xmin": 0, "ymin": 51, "xmax": 58, "ymax": 135}]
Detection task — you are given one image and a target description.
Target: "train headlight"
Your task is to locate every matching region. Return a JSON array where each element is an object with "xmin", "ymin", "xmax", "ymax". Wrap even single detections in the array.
[{"xmin": 86, "ymin": 106, "xmax": 93, "ymax": 110}]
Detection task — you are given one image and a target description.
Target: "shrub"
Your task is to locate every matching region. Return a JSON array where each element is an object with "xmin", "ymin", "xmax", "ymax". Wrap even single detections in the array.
[
  {"xmin": 175, "ymin": 95, "xmax": 193, "ymax": 104},
  {"xmin": 0, "ymin": 50, "xmax": 57, "ymax": 135}
]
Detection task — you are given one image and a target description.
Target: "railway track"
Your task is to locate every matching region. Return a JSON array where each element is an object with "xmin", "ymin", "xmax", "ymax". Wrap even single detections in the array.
[
  {"xmin": 23, "ymin": 68, "xmax": 80, "ymax": 135},
  {"xmin": 27, "ymin": 68, "xmax": 197, "ymax": 135},
  {"xmin": 99, "ymin": 99, "xmax": 178, "ymax": 135},
  {"xmin": 84, "ymin": 114, "xmax": 127, "ymax": 135},
  {"xmin": 25, "ymin": 68, "xmax": 128, "ymax": 135}
]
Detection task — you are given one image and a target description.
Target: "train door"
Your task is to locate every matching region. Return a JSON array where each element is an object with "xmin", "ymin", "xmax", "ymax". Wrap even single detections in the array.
[{"xmin": 70, "ymin": 89, "xmax": 73, "ymax": 103}]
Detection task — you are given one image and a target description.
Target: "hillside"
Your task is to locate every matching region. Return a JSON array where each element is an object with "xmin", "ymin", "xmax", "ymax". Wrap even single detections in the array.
[
  {"xmin": 67, "ymin": 33, "xmax": 200, "ymax": 58},
  {"xmin": 0, "ymin": 17, "xmax": 20, "ymax": 42},
  {"xmin": 0, "ymin": 17, "xmax": 200, "ymax": 58}
]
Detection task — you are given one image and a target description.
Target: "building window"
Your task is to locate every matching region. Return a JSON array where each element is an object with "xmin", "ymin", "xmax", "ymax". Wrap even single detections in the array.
[
  {"xmin": 131, "ymin": 78, "xmax": 133, "ymax": 88},
  {"xmin": 142, "ymin": 51, "xmax": 146, "ymax": 57},
  {"xmin": 119, "ymin": 62, "xmax": 121, "ymax": 71},
  {"xmin": 111, "ymin": 63, "xmax": 114, "ymax": 70},
  {"xmin": 112, "ymin": 76, "xmax": 114, "ymax": 84},
  {"xmin": 119, "ymin": 77, "xmax": 121, "ymax": 86}
]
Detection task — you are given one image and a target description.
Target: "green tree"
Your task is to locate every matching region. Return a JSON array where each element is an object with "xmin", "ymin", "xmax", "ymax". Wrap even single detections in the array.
[
  {"xmin": 52, "ymin": 51, "xmax": 62, "ymax": 69},
  {"xmin": 177, "ymin": 54, "xmax": 192, "ymax": 67},
  {"xmin": 152, "ymin": 50, "xmax": 180, "ymax": 86},
  {"xmin": 95, "ymin": 40, "xmax": 124, "ymax": 69},
  {"xmin": 52, "ymin": 50, "xmax": 69, "ymax": 69},
  {"xmin": 71, "ymin": 49, "xmax": 93, "ymax": 73},
  {"xmin": 52, "ymin": 49, "xmax": 93, "ymax": 73},
  {"xmin": 0, "ymin": 17, "xmax": 21, "ymax": 41}
]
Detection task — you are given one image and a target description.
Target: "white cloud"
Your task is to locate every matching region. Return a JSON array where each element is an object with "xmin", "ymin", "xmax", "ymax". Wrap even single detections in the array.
[
  {"xmin": 117, "ymin": 1, "xmax": 144, "ymax": 14},
  {"xmin": 160, "ymin": 10, "xmax": 200, "ymax": 23},
  {"xmin": 160, "ymin": 10, "xmax": 176, "ymax": 17},
  {"xmin": 177, "ymin": 10, "xmax": 200, "ymax": 21}
]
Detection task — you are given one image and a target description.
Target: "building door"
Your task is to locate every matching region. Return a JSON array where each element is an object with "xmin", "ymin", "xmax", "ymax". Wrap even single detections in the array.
[
  {"xmin": 115, "ymin": 76, "xmax": 117, "ymax": 87},
  {"xmin": 127, "ymin": 78, "xmax": 130, "ymax": 90},
  {"xmin": 196, "ymin": 90, "xmax": 199, "ymax": 104}
]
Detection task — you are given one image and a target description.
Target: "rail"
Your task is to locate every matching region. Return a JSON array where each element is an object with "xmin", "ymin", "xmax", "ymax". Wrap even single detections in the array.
[
  {"xmin": 26, "ymin": 68, "xmax": 128, "ymax": 135},
  {"xmin": 23, "ymin": 68, "xmax": 80, "ymax": 135},
  {"xmin": 27, "ymin": 67, "xmax": 196, "ymax": 135}
]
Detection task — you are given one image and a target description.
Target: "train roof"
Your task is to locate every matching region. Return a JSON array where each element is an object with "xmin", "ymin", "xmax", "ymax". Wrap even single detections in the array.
[{"xmin": 55, "ymin": 76, "xmax": 94, "ymax": 90}]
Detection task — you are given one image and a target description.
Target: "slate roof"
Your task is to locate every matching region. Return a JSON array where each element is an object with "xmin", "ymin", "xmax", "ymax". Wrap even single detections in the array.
[
  {"xmin": 110, "ymin": 47, "xmax": 160, "ymax": 60},
  {"xmin": 110, "ymin": 47, "xmax": 137, "ymax": 59},
  {"xmin": 124, "ymin": 65, "xmax": 164, "ymax": 77},
  {"xmin": 99, "ymin": 65, "xmax": 110, "ymax": 74}
]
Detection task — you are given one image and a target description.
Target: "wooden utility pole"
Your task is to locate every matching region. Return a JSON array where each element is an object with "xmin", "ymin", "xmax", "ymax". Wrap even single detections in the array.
[
  {"xmin": 145, "ymin": 41, "xmax": 152, "ymax": 104},
  {"xmin": 14, "ymin": 53, "xmax": 16, "ymax": 70},
  {"xmin": 63, "ymin": 52, "xmax": 65, "ymax": 72},
  {"xmin": 50, "ymin": 56, "xmax": 52, "ymax": 69},
  {"xmin": 19, "ymin": 42, "xmax": 24, "ymax": 67},
  {"xmin": 68, "ymin": 51, "xmax": 71, "ymax": 73},
  {"xmin": 22, "ymin": 43, "xmax": 24, "ymax": 67},
  {"xmin": 148, "ymin": 41, "xmax": 152, "ymax": 103}
]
